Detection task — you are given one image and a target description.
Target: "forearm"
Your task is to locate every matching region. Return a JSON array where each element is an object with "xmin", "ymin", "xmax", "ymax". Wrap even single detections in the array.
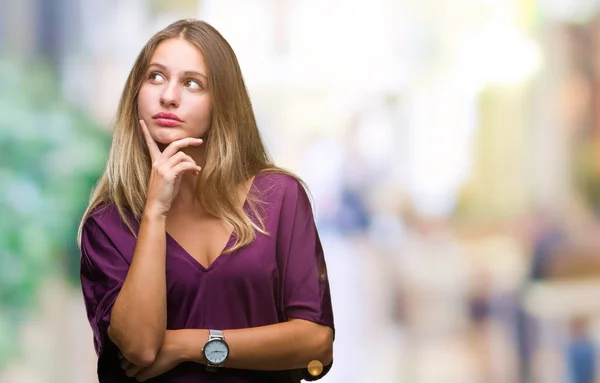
[
  {"xmin": 180, "ymin": 320, "xmax": 333, "ymax": 371},
  {"xmin": 109, "ymin": 211, "xmax": 167, "ymax": 365}
]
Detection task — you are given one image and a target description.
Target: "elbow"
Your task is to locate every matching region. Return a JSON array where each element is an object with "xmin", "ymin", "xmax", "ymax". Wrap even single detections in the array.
[
  {"xmin": 317, "ymin": 327, "xmax": 334, "ymax": 366},
  {"xmin": 122, "ymin": 348, "xmax": 158, "ymax": 367},
  {"xmin": 108, "ymin": 325, "xmax": 159, "ymax": 367}
]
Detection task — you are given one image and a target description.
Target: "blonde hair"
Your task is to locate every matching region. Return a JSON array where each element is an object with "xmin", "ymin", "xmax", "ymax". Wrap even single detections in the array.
[{"xmin": 77, "ymin": 19, "xmax": 303, "ymax": 251}]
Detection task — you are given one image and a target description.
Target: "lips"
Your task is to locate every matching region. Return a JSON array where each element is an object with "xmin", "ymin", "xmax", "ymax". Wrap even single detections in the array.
[{"xmin": 152, "ymin": 112, "xmax": 183, "ymax": 127}]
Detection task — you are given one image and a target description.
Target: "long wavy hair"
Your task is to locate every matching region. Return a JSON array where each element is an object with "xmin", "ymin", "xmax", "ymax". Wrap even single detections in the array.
[{"xmin": 77, "ymin": 19, "xmax": 302, "ymax": 251}]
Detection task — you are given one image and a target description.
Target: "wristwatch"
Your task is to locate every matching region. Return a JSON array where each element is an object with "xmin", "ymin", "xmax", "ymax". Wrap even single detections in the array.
[{"xmin": 202, "ymin": 329, "xmax": 229, "ymax": 371}]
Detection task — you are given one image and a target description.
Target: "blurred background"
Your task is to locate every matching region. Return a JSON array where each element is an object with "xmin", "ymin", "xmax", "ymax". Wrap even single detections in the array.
[{"xmin": 4, "ymin": 0, "xmax": 600, "ymax": 382}]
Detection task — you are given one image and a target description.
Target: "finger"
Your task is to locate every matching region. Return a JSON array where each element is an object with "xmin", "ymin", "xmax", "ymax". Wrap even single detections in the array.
[
  {"xmin": 163, "ymin": 151, "xmax": 196, "ymax": 169},
  {"xmin": 170, "ymin": 162, "xmax": 202, "ymax": 178},
  {"xmin": 156, "ymin": 153, "xmax": 200, "ymax": 179},
  {"xmin": 160, "ymin": 137, "xmax": 203, "ymax": 160},
  {"xmin": 125, "ymin": 364, "xmax": 143, "ymax": 378},
  {"xmin": 120, "ymin": 359, "xmax": 131, "ymax": 370},
  {"xmin": 139, "ymin": 119, "xmax": 162, "ymax": 161},
  {"xmin": 135, "ymin": 367, "xmax": 154, "ymax": 382}
]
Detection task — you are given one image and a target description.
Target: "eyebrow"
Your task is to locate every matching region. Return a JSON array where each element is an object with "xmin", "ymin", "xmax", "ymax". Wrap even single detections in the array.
[{"xmin": 148, "ymin": 62, "xmax": 207, "ymax": 79}]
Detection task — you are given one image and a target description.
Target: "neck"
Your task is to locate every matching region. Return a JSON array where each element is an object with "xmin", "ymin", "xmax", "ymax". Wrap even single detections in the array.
[
  {"xmin": 170, "ymin": 145, "xmax": 206, "ymax": 214},
  {"xmin": 174, "ymin": 174, "xmax": 202, "ymax": 206}
]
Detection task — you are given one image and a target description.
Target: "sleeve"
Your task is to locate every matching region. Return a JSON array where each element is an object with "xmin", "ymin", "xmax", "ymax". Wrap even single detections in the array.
[
  {"xmin": 80, "ymin": 215, "xmax": 131, "ymax": 357},
  {"xmin": 277, "ymin": 179, "xmax": 335, "ymax": 380}
]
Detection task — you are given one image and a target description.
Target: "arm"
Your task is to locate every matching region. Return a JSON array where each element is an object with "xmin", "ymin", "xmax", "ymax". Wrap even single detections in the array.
[
  {"xmin": 108, "ymin": 211, "xmax": 167, "ymax": 366},
  {"xmin": 128, "ymin": 321, "xmax": 333, "ymax": 382},
  {"xmin": 178, "ymin": 319, "xmax": 333, "ymax": 370},
  {"xmin": 110, "ymin": 122, "xmax": 204, "ymax": 366}
]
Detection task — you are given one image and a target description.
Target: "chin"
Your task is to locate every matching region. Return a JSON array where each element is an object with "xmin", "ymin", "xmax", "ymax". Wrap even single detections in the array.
[{"xmin": 152, "ymin": 129, "xmax": 186, "ymax": 145}]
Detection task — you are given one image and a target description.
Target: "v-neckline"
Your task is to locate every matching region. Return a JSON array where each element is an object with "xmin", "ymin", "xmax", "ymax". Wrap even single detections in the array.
[
  {"xmin": 166, "ymin": 229, "xmax": 235, "ymax": 272},
  {"xmin": 165, "ymin": 175, "xmax": 257, "ymax": 272}
]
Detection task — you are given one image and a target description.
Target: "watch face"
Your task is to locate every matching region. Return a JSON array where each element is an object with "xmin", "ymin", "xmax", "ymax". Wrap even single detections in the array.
[{"xmin": 204, "ymin": 339, "xmax": 229, "ymax": 364}]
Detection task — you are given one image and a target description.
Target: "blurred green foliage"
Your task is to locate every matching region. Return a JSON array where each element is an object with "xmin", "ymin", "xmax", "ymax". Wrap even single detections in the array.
[{"xmin": 0, "ymin": 57, "xmax": 110, "ymax": 368}]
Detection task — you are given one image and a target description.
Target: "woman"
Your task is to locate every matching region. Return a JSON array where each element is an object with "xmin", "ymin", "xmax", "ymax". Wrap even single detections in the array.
[{"xmin": 78, "ymin": 18, "xmax": 334, "ymax": 383}]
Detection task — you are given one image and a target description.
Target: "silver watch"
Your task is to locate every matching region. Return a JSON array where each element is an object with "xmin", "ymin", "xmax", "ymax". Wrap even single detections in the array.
[{"xmin": 203, "ymin": 329, "xmax": 229, "ymax": 371}]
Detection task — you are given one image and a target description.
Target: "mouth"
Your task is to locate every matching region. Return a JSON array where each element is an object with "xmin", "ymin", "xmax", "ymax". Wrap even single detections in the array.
[{"xmin": 152, "ymin": 112, "xmax": 183, "ymax": 127}]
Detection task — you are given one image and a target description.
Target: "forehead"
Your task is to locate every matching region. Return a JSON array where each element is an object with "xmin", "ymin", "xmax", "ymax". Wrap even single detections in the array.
[{"xmin": 150, "ymin": 38, "xmax": 206, "ymax": 72}]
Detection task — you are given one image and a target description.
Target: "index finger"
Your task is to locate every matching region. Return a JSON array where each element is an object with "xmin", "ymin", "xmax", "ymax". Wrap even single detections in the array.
[{"xmin": 139, "ymin": 119, "xmax": 161, "ymax": 161}]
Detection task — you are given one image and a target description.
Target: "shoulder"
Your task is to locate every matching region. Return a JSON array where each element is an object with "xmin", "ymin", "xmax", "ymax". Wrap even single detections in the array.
[
  {"xmin": 252, "ymin": 170, "xmax": 314, "ymax": 220},
  {"xmin": 254, "ymin": 170, "xmax": 310, "ymax": 202},
  {"xmin": 80, "ymin": 203, "xmax": 138, "ymax": 261},
  {"xmin": 83, "ymin": 203, "xmax": 137, "ymax": 238}
]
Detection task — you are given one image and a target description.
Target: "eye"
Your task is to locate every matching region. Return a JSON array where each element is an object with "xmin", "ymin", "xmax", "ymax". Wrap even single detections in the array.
[
  {"xmin": 184, "ymin": 79, "xmax": 202, "ymax": 90},
  {"xmin": 148, "ymin": 72, "xmax": 166, "ymax": 83}
]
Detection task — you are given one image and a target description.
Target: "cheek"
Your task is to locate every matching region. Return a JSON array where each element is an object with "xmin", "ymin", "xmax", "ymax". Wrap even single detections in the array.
[
  {"xmin": 136, "ymin": 87, "xmax": 154, "ymax": 117},
  {"xmin": 188, "ymin": 98, "xmax": 212, "ymax": 126}
]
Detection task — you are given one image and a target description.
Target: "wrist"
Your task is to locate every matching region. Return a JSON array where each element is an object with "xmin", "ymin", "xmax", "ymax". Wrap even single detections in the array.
[
  {"xmin": 179, "ymin": 329, "xmax": 210, "ymax": 364},
  {"xmin": 142, "ymin": 207, "xmax": 168, "ymax": 223},
  {"xmin": 162, "ymin": 330, "xmax": 183, "ymax": 365}
]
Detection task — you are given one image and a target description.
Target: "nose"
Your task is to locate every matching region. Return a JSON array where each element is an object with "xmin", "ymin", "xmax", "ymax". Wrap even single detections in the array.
[{"xmin": 160, "ymin": 82, "xmax": 180, "ymax": 108}]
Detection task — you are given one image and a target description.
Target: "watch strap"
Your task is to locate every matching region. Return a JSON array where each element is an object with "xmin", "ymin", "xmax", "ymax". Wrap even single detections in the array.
[{"xmin": 209, "ymin": 329, "xmax": 224, "ymax": 340}]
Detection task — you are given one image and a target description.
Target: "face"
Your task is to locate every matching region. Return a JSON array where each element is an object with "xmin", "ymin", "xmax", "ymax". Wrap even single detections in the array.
[{"xmin": 137, "ymin": 38, "xmax": 211, "ymax": 145}]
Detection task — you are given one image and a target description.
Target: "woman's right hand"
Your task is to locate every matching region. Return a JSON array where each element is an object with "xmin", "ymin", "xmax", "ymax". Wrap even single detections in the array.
[{"xmin": 139, "ymin": 119, "xmax": 203, "ymax": 218}]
